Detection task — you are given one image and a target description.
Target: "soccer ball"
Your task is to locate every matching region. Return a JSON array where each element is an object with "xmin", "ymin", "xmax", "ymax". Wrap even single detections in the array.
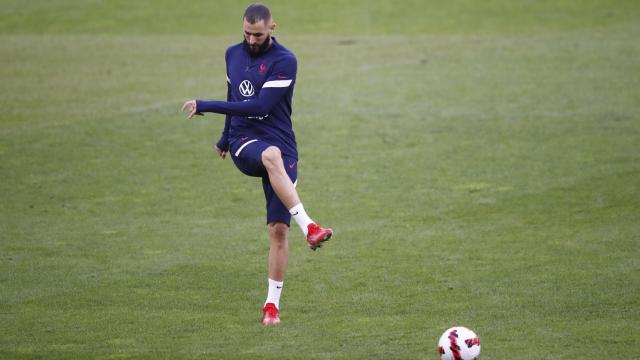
[{"xmin": 438, "ymin": 326, "xmax": 481, "ymax": 360}]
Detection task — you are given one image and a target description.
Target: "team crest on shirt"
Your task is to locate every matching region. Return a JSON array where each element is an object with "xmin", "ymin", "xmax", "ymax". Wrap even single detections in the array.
[{"xmin": 239, "ymin": 80, "xmax": 255, "ymax": 97}]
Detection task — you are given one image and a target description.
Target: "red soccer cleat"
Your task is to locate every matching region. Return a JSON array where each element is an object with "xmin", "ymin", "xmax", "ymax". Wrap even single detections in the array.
[
  {"xmin": 261, "ymin": 303, "xmax": 281, "ymax": 326},
  {"xmin": 306, "ymin": 223, "xmax": 333, "ymax": 251}
]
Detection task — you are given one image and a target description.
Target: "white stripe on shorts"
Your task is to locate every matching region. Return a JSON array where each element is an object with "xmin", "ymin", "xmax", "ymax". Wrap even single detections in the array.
[{"xmin": 234, "ymin": 139, "xmax": 259, "ymax": 157}]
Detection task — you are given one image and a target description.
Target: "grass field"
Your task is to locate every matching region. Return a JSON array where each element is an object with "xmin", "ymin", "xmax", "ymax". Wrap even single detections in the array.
[{"xmin": 1, "ymin": 1, "xmax": 639, "ymax": 359}]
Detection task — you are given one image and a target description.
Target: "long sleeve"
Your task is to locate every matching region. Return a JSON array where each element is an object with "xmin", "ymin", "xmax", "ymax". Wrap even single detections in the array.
[
  {"xmin": 216, "ymin": 81, "xmax": 232, "ymax": 151},
  {"xmin": 196, "ymin": 84, "xmax": 290, "ymax": 117}
]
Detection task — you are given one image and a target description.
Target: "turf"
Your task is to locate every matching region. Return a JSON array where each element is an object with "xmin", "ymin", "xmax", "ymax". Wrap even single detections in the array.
[{"xmin": 1, "ymin": 1, "xmax": 639, "ymax": 359}]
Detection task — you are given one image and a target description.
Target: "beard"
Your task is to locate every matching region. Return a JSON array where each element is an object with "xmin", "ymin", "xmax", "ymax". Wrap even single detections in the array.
[{"xmin": 244, "ymin": 36, "xmax": 272, "ymax": 57}]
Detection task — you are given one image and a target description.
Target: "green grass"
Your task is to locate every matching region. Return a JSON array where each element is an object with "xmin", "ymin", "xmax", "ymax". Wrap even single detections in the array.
[{"xmin": 1, "ymin": 1, "xmax": 639, "ymax": 359}]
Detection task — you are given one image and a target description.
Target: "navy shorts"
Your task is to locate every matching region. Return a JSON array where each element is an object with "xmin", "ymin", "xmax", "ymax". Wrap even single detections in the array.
[{"xmin": 229, "ymin": 137, "xmax": 298, "ymax": 226}]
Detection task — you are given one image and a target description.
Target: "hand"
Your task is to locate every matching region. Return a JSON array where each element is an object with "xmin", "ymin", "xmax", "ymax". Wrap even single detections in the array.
[
  {"xmin": 181, "ymin": 100, "xmax": 203, "ymax": 119},
  {"xmin": 215, "ymin": 146, "xmax": 227, "ymax": 159}
]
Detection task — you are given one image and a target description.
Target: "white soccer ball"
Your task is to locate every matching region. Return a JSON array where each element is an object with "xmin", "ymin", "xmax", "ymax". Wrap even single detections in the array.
[{"xmin": 438, "ymin": 326, "xmax": 481, "ymax": 360}]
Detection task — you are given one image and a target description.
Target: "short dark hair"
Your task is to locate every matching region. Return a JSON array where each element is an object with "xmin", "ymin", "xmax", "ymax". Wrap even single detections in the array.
[{"xmin": 243, "ymin": 3, "xmax": 271, "ymax": 24}]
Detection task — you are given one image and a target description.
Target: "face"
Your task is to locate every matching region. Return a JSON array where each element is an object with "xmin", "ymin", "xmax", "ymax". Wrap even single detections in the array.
[{"xmin": 243, "ymin": 18, "xmax": 275, "ymax": 56}]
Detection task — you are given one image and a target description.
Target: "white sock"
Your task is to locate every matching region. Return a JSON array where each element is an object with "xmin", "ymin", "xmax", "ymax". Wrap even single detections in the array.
[
  {"xmin": 265, "ymin": 278, "xmax": 284, "ymax": 309},
  {"xmin": 289, "ymin": 203, "xmax": 314, "ymax": 236}
]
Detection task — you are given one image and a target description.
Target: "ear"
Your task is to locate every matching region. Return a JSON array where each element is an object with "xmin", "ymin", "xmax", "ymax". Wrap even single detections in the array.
[{"xmin": 270, "ymin": 21, "xmax": 276, "ymax": 33}]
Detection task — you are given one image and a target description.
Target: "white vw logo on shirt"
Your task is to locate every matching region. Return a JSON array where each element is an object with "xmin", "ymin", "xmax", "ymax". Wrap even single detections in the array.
[{"xmin": 239, "ymin": 80, "xmax": 255, "ymax": 97}]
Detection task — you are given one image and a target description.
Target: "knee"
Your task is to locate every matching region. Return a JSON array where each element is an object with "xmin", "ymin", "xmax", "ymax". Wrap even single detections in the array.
[
  {"xmin": 261, "ymin": 146, "xmax": 282, "ymax": 169},
  {"xmin": 269, "ymin": 222, "xmax": 289, "ymax": 246}
]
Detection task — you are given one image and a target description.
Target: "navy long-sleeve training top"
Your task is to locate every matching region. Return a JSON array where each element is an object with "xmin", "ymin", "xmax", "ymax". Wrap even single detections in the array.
[{"xmin": 196, "ymin": 38, "xmax": 299, "ymax": 159}]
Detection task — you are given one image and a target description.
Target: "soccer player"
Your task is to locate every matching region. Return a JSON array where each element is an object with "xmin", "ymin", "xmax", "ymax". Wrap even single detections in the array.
[{"xmin": 181, "ymin": 3, "xmax": 333, "ymax": 326}]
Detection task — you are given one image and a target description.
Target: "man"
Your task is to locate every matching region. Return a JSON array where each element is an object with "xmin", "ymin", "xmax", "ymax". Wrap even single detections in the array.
[{"xmin": 181, "ymin": 3, "xmax": 333, "ymax": 326}]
